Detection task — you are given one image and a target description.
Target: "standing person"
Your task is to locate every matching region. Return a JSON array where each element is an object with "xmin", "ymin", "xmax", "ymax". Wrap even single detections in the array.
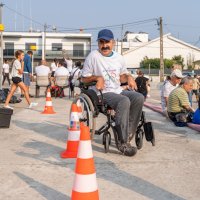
[
  {"xmin": 69, "ymin": 61, "xmax": 82, "ymax": 95},
  {"xmin": 2, "ymin": 59, "xmax": 11, "ymax": 86},
  {"xmin": 192, "ymin": 74, "xmax": 200, "ymax": 102},
  {"xmin": 63, "ymin": 56, "xmax": 73, "ymax": 73},
  {"xmin": 4, "ymin": 50, "xmax": 38, "ymax": 109},
  {"xmin": 50, "ymin": 58, "xmax": 58, "ymax": 77},
  {"xmin": 50, "ymin": 58, "xmax": 58, "ymax": 85},
  {"xmin": 22, "ymin": 50, "xmax": 33, "ymax": 97},
  {"xmin": 81, "ymin": 29, "xmax": 144, "ymax": 157},
  {"xmin": 135, "ymin": 70, "xmax": 149, "ymax": 99}
]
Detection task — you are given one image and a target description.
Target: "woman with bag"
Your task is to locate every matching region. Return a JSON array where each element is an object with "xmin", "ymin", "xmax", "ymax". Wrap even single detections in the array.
[{"xmin": 4, "ymin": 50, "xmax": 38, "ymax": 109}]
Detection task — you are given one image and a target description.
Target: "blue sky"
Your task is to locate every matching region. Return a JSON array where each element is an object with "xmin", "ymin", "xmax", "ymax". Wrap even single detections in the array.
[{"xmin": 3, "ymin": 0, "xmax": 200, "ymax": 46}]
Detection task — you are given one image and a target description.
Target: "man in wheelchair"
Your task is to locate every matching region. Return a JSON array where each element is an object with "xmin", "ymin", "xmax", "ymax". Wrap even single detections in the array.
[{"xmin": 81, "ymin": 29, "xmax": 144, "ymax": 157}]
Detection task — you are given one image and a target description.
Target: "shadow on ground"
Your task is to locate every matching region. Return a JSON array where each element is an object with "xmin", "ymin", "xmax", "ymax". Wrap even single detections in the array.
[
  {"xmin": 16, "ymin": 140, "xmax": 185, "ymax": 200},
  {"xmin": 14, "ymin": 172, "xmax": 70, "ymax": 200},
  {"xmin": 13, "ymin": 120, "xmax": 67, "ymax": 142}
]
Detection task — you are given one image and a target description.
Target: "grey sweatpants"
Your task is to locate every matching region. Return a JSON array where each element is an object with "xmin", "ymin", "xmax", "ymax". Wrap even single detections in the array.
[{"xmin": 103, "ymin": 90, "xmax": 144, "ymax": 143}]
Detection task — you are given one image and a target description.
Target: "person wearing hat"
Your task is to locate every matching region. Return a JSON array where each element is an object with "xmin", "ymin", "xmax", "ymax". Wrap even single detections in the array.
[
  {"xmin": 81, "ymin": 29, "xmax": 144, "ymax": 157},
  {"xmin": 167, "ymin": 76, "xmax": 195, "ymax": 126},
  {"xmin": 160, "ymin": 69, "xmax": 183, "ymax": 115}
]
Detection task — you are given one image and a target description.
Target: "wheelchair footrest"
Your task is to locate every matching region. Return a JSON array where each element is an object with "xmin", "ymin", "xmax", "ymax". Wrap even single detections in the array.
[{"xmin": 95, "ymin": 130, "xmax": 102, "ymax": 135}]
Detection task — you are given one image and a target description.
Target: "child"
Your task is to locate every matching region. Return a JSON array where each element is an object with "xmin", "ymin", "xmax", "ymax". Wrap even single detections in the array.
[{"xmin": 4, "ymin": 50, "xmax": 38, "ymax": 109}]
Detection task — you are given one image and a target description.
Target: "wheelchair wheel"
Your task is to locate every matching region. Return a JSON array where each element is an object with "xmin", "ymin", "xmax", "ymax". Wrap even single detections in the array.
[
  {"xmin": 103, "ymin": 132, "xmax": 111, "ymax": 153},
  {"xmin": 73, "ymin": 93, "xmax": 96, "ymax": 139},
  {"xmin": 135, "ymin": 129, "xmax": 144, "ymax": 150}
]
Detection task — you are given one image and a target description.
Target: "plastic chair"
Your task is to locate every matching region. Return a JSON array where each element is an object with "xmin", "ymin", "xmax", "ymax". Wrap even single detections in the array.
[
  {"xmin": 35, "ymin": 76, "xmax": 50, "ymax": 98},
  {"xmin": 55, "ymin": 75, "xmax": 69, "ymax": 98}
]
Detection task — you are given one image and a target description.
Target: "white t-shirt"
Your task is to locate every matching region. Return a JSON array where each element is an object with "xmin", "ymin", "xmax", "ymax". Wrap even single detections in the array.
[
  {"xmin": 82, "ymin": 50, "xmax": 128, "ymax": 94},
  {"xmin": 51, "ymin": 62, "xmax": 58, "ymax": 72},
  {"xmin": 55, "ymin": 66, "xmax": 70, "ymax": 77},
  {"xmin": 71, "ymin": 67, "xmax": 80, "ymax": 79},
  {"xmin": 3, "ymin": 63, "xmax": 9, "ymax": 73},
  {"xmin": 66, "ymin": 59, "xmax": 73, "ymax": 73},
  {"xmin": 11, "ymin": 59, "xmax": 22, "ymax": 78},
  {"xmin": 35, "ymin": 65, "xmax": 51, "ymax": 76},
  {"xmin": 161, "ymin": 80, "xmax": 177, "ymax": 111}
]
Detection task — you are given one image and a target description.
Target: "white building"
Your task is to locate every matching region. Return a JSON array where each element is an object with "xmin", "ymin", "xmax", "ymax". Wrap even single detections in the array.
[
  {"xmin": 115, "ymin": 32, "xmax": 149, "ymax": 53},
  {"xmin": 121, "ymin": 33, "xmax": 200, "ymax": 69},
  {"xmin": 3, "ymin": 31, "xmax": 92, "ymax": 63}
]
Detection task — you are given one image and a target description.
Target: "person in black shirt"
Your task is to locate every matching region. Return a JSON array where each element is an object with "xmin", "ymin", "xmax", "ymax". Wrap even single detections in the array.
[{"xmin": 135, "ymin": 70, "xmax": 149, "ymax": 98}]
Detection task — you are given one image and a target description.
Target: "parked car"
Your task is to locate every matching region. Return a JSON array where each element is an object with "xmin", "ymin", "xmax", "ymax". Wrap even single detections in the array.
[{"xmin": 182, "ymin": 71, "xmax": 196, "ymax": 77}]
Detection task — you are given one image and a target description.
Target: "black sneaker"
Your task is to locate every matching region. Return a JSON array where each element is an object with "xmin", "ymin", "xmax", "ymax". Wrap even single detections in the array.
[{"xmin": 118, "ymin": 143, "xmax": 137, "ymax": 157}]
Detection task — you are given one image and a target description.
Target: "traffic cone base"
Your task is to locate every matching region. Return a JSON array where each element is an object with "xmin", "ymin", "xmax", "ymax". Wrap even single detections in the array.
[
  {"xmin": 60, "ymin": 149, "xmax": 78, "ymax": 158},
  {"xmin": 42, "ymin": 88, "xmax": 56, "ymax": 114},
  {"xmin": 60, "ymin": 129, "xmax": 80, "ymax": 159},
  {"xmin": 71, "ymin": 190, "xmax": 99, "ymax": 200},
  {"xmin": 42, "ymin": 106, "xmax": 56, "ymax": 114}
]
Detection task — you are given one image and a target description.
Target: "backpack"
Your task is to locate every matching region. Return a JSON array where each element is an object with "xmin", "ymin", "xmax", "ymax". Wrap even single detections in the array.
[
  {"xmin": 69, "ymin": 68, "xmax": 79, "ymax": 83},
  {"xmin": 0, "ymin": 89, "xmax": 6, "ymax": 103}
]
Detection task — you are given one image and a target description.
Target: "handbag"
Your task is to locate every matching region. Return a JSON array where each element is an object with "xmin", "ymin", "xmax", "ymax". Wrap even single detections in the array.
[{"xmin": 143, "ymin": 122, "xmax": 155, "ymax": 145}]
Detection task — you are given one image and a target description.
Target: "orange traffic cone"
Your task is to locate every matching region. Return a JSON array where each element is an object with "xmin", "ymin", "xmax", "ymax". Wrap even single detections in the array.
[
  {"xmin": 71, "ymin": 123, "xmax": 99, "ymax": 200},
  {"xmin": 60, "ymin": 103, "xmax": 80, "ymax": 158},
  {"xmin": 42, "ymin": 88, "xmax": 56, "ymax": 114}
]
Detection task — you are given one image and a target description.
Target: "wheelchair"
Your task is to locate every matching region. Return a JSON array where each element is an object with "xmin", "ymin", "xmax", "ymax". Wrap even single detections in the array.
[{"xmin": 73, "ymin": 82, "xmax": 155, "ymax": 153}]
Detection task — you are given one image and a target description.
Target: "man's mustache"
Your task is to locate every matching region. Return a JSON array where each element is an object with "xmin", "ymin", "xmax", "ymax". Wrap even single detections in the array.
[{"xmin": 101, "ymin": 47, "xmax": 110, "ymax": 51}]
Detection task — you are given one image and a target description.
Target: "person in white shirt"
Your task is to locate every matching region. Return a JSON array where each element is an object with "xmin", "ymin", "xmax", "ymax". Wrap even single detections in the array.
[
  {"xmin": 4, "ymin": 50, "xmax": 38, "ymax": 109},
  {"xmin": 50, "ymin": 58, "xmax": 58, "ymax": 77},
  {"xmin": 81, "ymin": 29, "xmax": 143, "ymax": 157},
  {"xmin": 65, "ymin": 57, "xmax": 73, "ymax": 73},
  {"xmin": 2, "ymin": 59, "xmax": 10, "ymax": 86},
  {"xmin": 69, "ymin": 61, "xmax": 82, "ymax": 96},
  {"xmin": 35, "ymin": 60, "xmax": 51, "ymax": 77},
  {"xmin": 160, "ymin": 69, "xmax": 183, "ymax": 114},
  {"xmin": 54, "ymin": 60, "xmax": 70, "ymax": 77}
]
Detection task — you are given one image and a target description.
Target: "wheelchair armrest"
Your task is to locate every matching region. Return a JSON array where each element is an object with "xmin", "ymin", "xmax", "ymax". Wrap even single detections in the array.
[
  {"xmin": 81, "ymin": 81, "xmax": 97, "ymax": 87},
  {"xmin": 120, "ymin": 82, "xmax": 128, "ymax": 86}
]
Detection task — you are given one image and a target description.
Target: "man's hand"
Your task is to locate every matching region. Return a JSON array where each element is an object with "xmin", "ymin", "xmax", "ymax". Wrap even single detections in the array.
[
  {"xmin": 127, "ymin": 75, "xmax": 137, "ymax": 90},
  {"xmin": 96, "ymin": 76, "xmax": 104, "ymax": 90}
]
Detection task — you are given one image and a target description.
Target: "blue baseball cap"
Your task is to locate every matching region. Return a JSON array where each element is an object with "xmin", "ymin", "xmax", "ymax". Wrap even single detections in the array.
[{"xmin": 97, "ymin": 29, "xmax": 114, "ymax": 41}]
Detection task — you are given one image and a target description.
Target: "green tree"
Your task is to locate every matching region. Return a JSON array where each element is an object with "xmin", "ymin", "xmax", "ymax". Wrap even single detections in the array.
[
  {"xmin": 172, "ymin": 55, "xmax": 184, "ymax": 67},
  {"xmin": 140, "ymin": 57, "xmax": 173, "ymax": 69}
]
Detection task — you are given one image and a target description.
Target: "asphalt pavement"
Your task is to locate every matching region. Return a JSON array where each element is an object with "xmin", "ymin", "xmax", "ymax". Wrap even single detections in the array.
[{"xmin": 0, "ymin": 84, "xmax": 199, "ymax": 200}]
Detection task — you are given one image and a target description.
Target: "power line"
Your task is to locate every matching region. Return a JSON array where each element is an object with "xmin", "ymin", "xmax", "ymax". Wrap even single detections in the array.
[
  {"xmin": 4, "ymin": 4, "xmax": 43, "ymax": 27},
  {"xmin": 57, "ymin": 18, "xmax": 158, "ymax": 32},
  {"xmin": 166, "ymin": 23, "xmax": 200, "ymax": 29}
]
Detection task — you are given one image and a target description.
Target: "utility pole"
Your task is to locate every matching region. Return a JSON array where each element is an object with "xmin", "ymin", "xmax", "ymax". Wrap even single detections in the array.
[
  {"xmin": 121, "ymin": 24, "xmax": 124, "ymax": 55},
  {"xmin": 42, "ymin": 23, "xmax": 47, "ymax": 60},
  {"xmin": 159, "ymin": 17, "xmax": 164, "ymax": 82},
  {"xmin": 0, "ymin": 3, "xmax": 4, "ymax": 90}
]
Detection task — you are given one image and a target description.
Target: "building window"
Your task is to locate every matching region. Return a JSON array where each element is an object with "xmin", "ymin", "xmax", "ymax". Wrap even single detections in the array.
[
  {"xmin": 73, "ymin": 43, "xmax": 84, "ymax": 57},
  {"xmin": 25, "ymin": 43, "xmax": 37, "ymax": 51},
  {"xmin": 52, "ymin": 43, "xmax": 62, "ymax": 51},
  {"xmin": 4, "ymin": 42, "xmax": 14, "ymax": 56}
]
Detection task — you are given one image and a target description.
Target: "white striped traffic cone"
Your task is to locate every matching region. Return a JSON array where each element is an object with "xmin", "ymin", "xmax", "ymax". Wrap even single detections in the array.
[
  {"xmin": 71, "ymin": 123, "xmax": 99, "ymax": 200},
  {"xmin": 60, "ymin": 103, "xmax": 80, "ymax": 158},
  {"xmin": 42, "ymin": 88, "xmax": 56, "ymax": 114}
]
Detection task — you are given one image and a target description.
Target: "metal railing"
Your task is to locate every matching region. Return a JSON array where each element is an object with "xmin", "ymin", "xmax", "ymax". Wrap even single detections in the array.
[{"xmin": 3, "ymin": 49, "xmax": 91, "ymax": 59}]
